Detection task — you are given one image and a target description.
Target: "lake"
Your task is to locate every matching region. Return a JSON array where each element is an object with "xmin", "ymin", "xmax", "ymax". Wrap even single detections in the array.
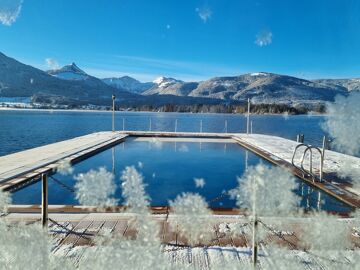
[{"xmin": 0, "ymin": 109, "xmax": 328, "ymax": 157}]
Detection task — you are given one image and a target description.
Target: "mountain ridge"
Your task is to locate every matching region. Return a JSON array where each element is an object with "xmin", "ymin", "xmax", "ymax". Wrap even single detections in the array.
[{"xmin": 1, "ymin": 52, "xmax": 359, "ymax": 107}]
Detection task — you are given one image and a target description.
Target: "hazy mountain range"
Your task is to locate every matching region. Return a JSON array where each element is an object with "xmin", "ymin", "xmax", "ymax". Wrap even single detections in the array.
[{"xmin": 0, "ymin": 52, "xmax": 358, "ymax": 107}]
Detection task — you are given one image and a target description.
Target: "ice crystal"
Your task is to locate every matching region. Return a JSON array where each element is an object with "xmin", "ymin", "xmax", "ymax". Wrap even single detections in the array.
[
  {"xmin": 218, "ymin": 222, "xmax": 248, "ymax": 237},
  {"xmin": 0, "ymin": 222, "xmax": 64, "ymax": 270},
  {"xmin": 149, "ymin": 138, "xmax": 163, "ymax": 149},
  {"xmin": 194, "ymin": 178, "xmax": 205, "ymax": 188},
  {"xmin": 74, "ymin": 167, "xmax": 118, "ymax": 208},
  {"xmin": 262, "ymin": 245, "xmax": 308, "ymax": 270},
  {"xmin": 301, "ymin": 211, "xmax": 351, "ymax": 251},
  {"xmin": 231, "ymin": 164, "xmax": 300, "ymax": 217},
  {"xmin": 323, "ymin": 92, "xmax": 360, "ymax": 156},
  {"xmin": 56, "ymin": 159, "xmax": 74, "ymax": 175},
  {"xmin": 178, "ymin": 144, "xmax": 189, "ymax": 152},
  {"xmin": 78, "ymin": 166, "xmax": 170, "ymax": 270},
  {"xmin": 78, "ymin": 230, "xmax": 170, "ymax": 270},
  {"xmin": 137, "ymin": 161, "xmax": 144, "ymax": 169},
  {"xmin": 120, "ymin": 166, "xmax": 150, "ymax": 213},
  {"xmin": 0, "ymin": 189, "xmax": 11, "ymax": 214},
  {"xmin": 169, "ymin": 192, "xmax": 214, "ymax": 245}
]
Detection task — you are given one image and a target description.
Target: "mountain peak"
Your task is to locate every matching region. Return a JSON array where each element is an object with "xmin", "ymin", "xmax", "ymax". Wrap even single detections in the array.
[
  {"xmin": 47, "ymin": 62, "xmax": 88, "ymax": 80},
  {"xmin": 153, "ymin": 76, "xmax": 182, "ymax": 87},
  {"xmin": 59, "ymin": 62, "xmax": 86, "ymax": 75}
]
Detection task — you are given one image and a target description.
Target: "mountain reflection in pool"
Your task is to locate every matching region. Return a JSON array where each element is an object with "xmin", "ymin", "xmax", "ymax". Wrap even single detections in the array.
[{"xmin": 12, "ymin": 137, "xmax": 352, "ymax": 213}]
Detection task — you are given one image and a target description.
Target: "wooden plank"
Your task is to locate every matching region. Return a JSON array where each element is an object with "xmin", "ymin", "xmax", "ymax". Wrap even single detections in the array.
[{"xmin": 0, "ymin": 132, "xmax": 127, "ymax": 191}]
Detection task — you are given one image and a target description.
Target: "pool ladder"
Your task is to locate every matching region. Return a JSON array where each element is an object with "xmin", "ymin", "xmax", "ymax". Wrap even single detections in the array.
[{"xmin": 291, "ymin": 136, "xmax": 328, "ymax": 183}]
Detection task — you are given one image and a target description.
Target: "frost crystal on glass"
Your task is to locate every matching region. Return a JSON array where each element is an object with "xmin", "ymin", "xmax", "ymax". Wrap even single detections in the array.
[
  {"xmin": 194, "ymin": 178, "xmax": 205, "ymax": 188},
  {"xmin": 56, "ymin": 159, "xmax": 74, "ymax": 175},
  {"xmin": 74, "ymin": 167, "xmax": 117, "ymax": 208},
  {"xmin": 120, "ymin": 166, "xmax": 150, "ymax": 213},
  {"xmin": 169, "ymin": 192, "xmax": 214, "ymax": 245},
  {"xmin": 0, "ymin": 190, "xmax": 11, "ymax": 214},
  {"xmin": 323, "ymin": 92, "xmax": 360, "ymax": 156},
  {"xmin": 231, "ymin": 163, "xmax": 300, "ymax": 217},
  {"xmin": 301, "ymin": 211, "xmax": 351, "ymax": 251}
]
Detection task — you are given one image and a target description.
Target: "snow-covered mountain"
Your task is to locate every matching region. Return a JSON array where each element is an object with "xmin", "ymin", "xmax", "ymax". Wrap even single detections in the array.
[
  {"xmin": 102, "ymin": 76, "xmax": 154, "ymax": 93},
  {"xmin": 0, "ymin": 52, "xmax": 136, "ymax": 104},
  {"xmin": 313, "ymin": 78, "xmax": 360, "ymax": 92},
  {"xmin": 143, "ymin": 72, "xmax": 349, "ymax": 105},
  {"xmin": 1, "ymin": 51, "xmax": 358, "ymax": 107},
  {"xmin": 144, "ymin": 77, "xmax": 199, "ymax": 96},
  {"xmin": 47, "ymin": 63, "xmax": 88, "ymax": 80}
]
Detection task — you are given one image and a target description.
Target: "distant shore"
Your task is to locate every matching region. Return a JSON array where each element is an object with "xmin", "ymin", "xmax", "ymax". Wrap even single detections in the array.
[{"xmin": 0, "ymin": 106, "xmax": 326, "ymax": 116}]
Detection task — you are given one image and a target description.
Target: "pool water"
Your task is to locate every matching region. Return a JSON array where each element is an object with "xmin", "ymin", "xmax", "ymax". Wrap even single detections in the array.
[{"xmin": 12, "ymin": 137, "xmax": 352, "ymax": 213}]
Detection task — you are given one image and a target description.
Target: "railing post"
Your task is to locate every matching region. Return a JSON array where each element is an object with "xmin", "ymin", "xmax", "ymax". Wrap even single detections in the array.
[
  {"xmin": 320, "ymin": 136, "xmax": 327, "ymax": 182},
  {"xmin": 252, "ymin": 218, "xmax": 258, "ymax": 267},
  {"xmin": 112, "ymin": 94, "xmax": 116, "ymax": 132},
  {"xmin": 246, "ymin": 98, "xmax": 250, "ymax": 135},
  {"xmin": 300, "ymin": 134, "xmax": 305, "ymax": 143},
  {"xmin": 41, "ymin": 173, "xmax": 48, "ymax": 228}
]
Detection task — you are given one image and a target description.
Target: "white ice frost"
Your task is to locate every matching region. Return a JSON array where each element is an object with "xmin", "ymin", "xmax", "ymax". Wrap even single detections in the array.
[
  {"xmin": 169, "ymin": 192, "xmax": 214, "ymax": 245},
  {"xmin": 230, "ymin": 164, "xmax": 300, "ymax": 217},
  {"xmin": 194, "ymin": 178, "xmax": 205, "ymax": 188},
  {"xmin": 74, "ymin": 167, "xmax": 117, "ymax": 208},
  {"xmin": 323, "ymin": 92, "xmax": 360, "ymax": 156},
  {"xmin": 56, "ymin": 160, "xmax": 74, "ymax": 175},
  {"xmin": 120, "ymin": 166, "xmax": 150, "ymax": 213}
]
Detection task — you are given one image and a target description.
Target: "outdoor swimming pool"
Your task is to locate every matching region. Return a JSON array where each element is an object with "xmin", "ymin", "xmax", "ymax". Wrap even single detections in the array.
[{"xmin": 12, "ymin": 137, "xmax": 352, "ymax": 213}]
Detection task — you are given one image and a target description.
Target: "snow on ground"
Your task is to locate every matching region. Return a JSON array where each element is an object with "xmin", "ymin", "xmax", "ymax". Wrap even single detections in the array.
[
  {"xmin": 53, "ymin": 243, "xmax": 359, "ymax": 270},
  {"xmin": 235, "ymin": 134, "xmax": 360, "ymax": 194}
]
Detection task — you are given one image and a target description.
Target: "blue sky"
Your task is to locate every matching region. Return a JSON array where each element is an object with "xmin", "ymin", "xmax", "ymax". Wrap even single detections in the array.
[{"xmin": 0, "ymin": 0, "xmax": 360, "ymax": 81}]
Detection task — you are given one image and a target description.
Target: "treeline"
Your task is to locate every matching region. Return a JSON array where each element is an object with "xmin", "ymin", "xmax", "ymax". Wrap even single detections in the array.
[{"xmin": 126, "ymin": 103, "xmax": 326, "ymax": 114}]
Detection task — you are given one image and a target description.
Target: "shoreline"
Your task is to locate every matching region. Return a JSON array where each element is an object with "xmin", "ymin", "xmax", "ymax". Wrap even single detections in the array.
[{"xmin": 0, "ymin": 106, "xmax": 327, "ymax": 116}]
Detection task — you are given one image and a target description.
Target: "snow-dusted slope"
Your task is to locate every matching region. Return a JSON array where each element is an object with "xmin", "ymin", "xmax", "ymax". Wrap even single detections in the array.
[
  {"xmin": 313, "ymin": 78, "xmax": 360, "ymax": 92},
  {"xmin": 47, "ymin": 63, "xmax": 88, "ymax": 80},
  {"xmin": 0, "ymin": 52, "xmax": 136, "ymax": 103},
  {"xmin": 143, "ymin": 77, "xmax": 199, "ymax": 96},
  {"xmin": 144, "ymin": 72, "xmax": 349, "ymax": 105},
  {"xmin": 102, "ymin": 76, "xmax": 154, "ymax": 93}
]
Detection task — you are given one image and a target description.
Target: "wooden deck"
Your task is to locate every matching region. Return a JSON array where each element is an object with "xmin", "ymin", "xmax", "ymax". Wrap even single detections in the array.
[
  {"xmin": 0, "ymin": 130, "xmax": 359, "ymax": 208},
  {"xmin": 2, "ymin": 211, "xmax": 359, "ymax": 269},
  {"xmin": 0, "ymin": 132, "xmax": 127, "ymax": 191}
]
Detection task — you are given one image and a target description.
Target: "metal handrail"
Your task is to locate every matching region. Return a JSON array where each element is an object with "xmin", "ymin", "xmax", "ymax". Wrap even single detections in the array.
[
  {"xmin": 292, "ymin": 142, "xmax": 325, "ymax": 183},
  {"xmin": 291, "ymin": 143, "xmax": 312, "ymax": 179},
  {"xmin": 300, "ymin": 146, "xmax": 324, "ymax": 182}
]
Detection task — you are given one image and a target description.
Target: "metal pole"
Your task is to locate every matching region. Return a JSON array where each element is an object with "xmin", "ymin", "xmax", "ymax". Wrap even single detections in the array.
[
  {"xmin": 320, "ymin": 136, "xmax": 327, "ymax": 182},
  {"xmin": 112, "ymin": 148, "xmax": 115, "ymax": 175},
  {"xmin": 112, "ymin": 94, "xmax": 116, "ymax": 132},
  {"xmin": 252, "ymin": 218, "xmax": 258, "ymax": 267},
  {"xmin": 41, "ymin": 173, "xmax": 48, "ymax": 228},
  {"xmin": 251, "ymin": 170, "xmax": 258, "ymax": 267},
  {"xmin": 296, "ymin": 134, "xmax": 300, "ymax": 142},
  {"xmin": 247, "ymin": 98, "xmax": 250, "ymax": 135}
]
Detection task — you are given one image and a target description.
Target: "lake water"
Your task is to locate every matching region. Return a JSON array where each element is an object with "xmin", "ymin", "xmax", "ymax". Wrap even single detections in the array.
[{"xmin": 0, "ymin": 109, "xmax": 328, "ymax": 157}]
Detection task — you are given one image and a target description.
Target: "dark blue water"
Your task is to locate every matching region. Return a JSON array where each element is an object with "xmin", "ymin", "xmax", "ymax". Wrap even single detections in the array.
[
  {"xmin": 12, "ymin": 138, "xmax": 351, "ymax": 212},
  {"xmin": 0, "ymin": 110, "xmax": 328, "ymax": 157}
]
